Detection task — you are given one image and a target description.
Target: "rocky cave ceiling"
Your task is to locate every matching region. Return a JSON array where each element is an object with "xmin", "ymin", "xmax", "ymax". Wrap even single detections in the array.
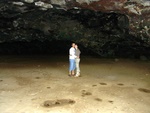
[{"xmin": 0, "ymin": 0, "xmax": 150, "ymax": 57}]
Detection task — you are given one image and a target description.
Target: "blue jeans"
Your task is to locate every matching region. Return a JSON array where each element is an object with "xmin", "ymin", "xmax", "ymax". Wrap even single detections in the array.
[{"xmin": 69, "ymin": 59, "xmax": 76, "ymax": 71}]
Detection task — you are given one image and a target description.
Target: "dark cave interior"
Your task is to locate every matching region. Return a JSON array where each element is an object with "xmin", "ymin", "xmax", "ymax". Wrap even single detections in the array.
[
  {"xmin": 0, "ymin": 1, "xmax": 149, "ymax": 59},
  {"xmin": 0, "ymin": 40, "xmax": 96, "ymax": 56}
]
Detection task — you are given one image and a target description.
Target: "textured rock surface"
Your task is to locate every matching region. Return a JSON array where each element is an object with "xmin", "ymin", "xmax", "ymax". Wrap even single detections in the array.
[
  {"xmin": 68, "ymin": 0, "xmax": 150, "ymax": 41},
  {"xmin": 0, "ymin": 0, "xmax": 149, "ymax": 57}
]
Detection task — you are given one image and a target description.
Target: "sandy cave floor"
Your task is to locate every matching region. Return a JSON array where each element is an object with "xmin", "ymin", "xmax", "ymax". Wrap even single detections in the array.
[{"xmin": 0, "ymin": 55, "xmax": 150, "ymax": 113}]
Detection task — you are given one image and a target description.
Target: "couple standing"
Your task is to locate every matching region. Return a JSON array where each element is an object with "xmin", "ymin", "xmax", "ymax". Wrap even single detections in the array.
[{"xmin": 69, "ymin": 43, "xmax": 81, "ymax": 77}]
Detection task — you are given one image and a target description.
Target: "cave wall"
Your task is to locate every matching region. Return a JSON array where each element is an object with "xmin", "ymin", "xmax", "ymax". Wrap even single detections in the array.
[
  {"xmin": 0, "ymin": 0, "xmax": 149, "ymax": 58},
  {"xmin": 57, "ymin": 0, "xmax": 150, "ymax": 42}
]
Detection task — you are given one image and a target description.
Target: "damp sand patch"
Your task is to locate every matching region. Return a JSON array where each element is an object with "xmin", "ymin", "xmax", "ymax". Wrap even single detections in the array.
[{"xmin": 15, "ymin": 76, "xmax": 34, "ymax": 86}]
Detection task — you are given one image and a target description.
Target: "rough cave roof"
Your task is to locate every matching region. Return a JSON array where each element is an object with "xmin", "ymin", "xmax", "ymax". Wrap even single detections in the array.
[{"xmin": 10, "ymin": 0, "xmax": 150, "ymax": 15}]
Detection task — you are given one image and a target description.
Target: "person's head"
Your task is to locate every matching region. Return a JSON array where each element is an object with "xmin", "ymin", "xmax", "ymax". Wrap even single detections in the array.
[
  {"xmin": 75, "ymin": 44, "xmax": 78, "ymax": 49},
  {"xmin": 72, "ymin": 43, "xmax": 75, "ymax": 48}
]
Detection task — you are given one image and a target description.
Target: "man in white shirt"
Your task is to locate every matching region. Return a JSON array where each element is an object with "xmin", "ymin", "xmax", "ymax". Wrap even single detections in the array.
[{"xmin": 69, "ymin": 43, "xmax": 76, "ymax": 76}]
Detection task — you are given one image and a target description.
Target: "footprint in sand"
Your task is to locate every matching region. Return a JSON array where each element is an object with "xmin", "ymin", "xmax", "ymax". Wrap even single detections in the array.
[
  {"xmin": 35, "ymin": 77, "xmax": 41, "ymax": 79},
  {"xmin": 81, "ymin": 90, "xmax": 92, "ymax": 97},
  {"xmin": 92, "ymin": 85, "xmax": 97, "ymax": 87},
  {"xmin": 108, "ymin": 100, "xmax": 114, "ymax": 104},
  {"xmin": 99, "ymin": 83, "xmax": 107, "ymax": 85},
  {"xmin": 138, "ymin": 88, "xmax": 150, "ymax": 93},
  {"xmin": 95, "ymin": 98, "xmax": 102, "ymax": 102},
  {"xmin": 43, "ymin": 99, "xmax": 75, "ymax": 107},
  {"xmin": 117, "ymin": 83, "xmax": 124, "ymax": 86}
]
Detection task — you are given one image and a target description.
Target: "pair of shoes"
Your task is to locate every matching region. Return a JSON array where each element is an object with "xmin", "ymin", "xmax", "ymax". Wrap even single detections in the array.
[
  {"xmin": 68, "ymin": 74, "xmax": 75, "ymax": 77},
  {"xmin": 74, "ymin": 74, "xmax": 79, "ymax": 77},
  {"xmin": 78, "ymin": 73, "xmax": 80, "ymax": 76},
  {"xmin": 68, "ymin": 74, "xmax": 71, "ymax": 77},
  {"xmin": 68, "ymin": 74, "xmax": 73, "ymax": 77}
]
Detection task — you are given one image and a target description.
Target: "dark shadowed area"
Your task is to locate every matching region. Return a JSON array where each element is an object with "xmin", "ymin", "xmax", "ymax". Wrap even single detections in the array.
[{"xmin": 0, "ymin": 0, "xmax": 149, "ymax": 58}]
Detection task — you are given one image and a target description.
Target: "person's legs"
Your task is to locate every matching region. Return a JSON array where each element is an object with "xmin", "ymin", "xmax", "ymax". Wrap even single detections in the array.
[
  {"xmin": 78, "ymin": 58, "xmax": 80, "ymax": 75},
  {"xmin": 75, "ymin": 58, "xmax": 80, "ymax": 76},
  {"xmin": 72, "ymin": 60, "xmax": 76, "ymax": 75},
  {"xmin": 69, "ymin": 59, "xmax": 75, "ymax": 76},
  {"xmin": 69, "ymin": 59, "xmax": 73, "ymax": 75}
]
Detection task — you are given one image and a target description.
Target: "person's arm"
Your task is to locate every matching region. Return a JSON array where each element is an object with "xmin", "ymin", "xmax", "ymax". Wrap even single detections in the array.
[{"xmin": 70, "ymin": 48, "xmax": 77, "ymax": 58}]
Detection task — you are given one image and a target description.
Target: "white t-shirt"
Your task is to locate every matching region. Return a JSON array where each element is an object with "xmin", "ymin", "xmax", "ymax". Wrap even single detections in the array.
[{"xmin": 69, "ymin": 47, "xmax": 76, "ymax": 59}]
